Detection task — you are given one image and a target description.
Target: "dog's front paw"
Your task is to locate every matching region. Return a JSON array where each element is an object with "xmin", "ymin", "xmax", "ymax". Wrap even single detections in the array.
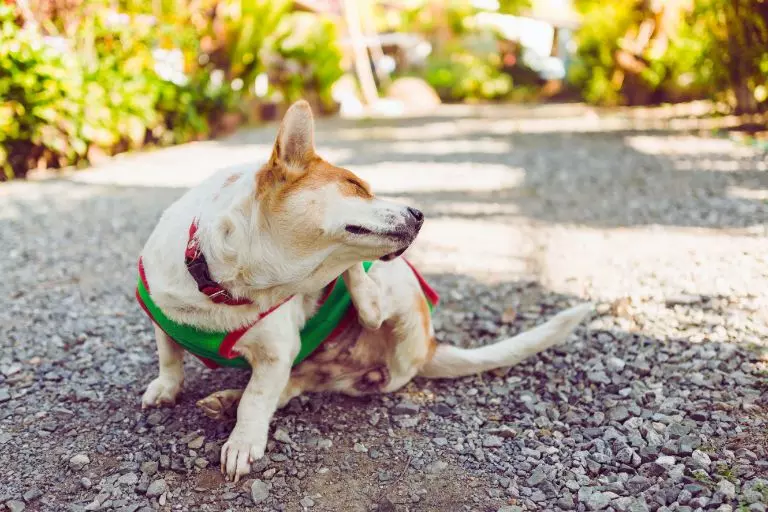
[
  {"xmin": 141, "ymin": 375, "xmax": 183, "ymax": 409},
  {"xmin": 220, "ymin": 429, "xmax": 265, "ymax": 482},
  {"xmin": 356, "ymin": 289, "xmax": 383, "ymax": 330}
]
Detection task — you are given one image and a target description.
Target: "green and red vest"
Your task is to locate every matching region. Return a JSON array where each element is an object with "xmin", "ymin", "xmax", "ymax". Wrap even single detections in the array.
[{"xmin": 135, "ymin": 221, "xmax": 439, "ymax": 369}]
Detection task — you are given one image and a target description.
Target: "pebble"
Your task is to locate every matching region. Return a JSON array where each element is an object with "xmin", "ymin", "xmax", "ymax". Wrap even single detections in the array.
[
  {"xmin": 22, "ymin": 488, "xmax": 41, "ymax": 502},
  {"xmin": 717, "ymin": 479, "xmax": 736, "ymax": 500},
  {"xmin": 187, "ymin": 436, "xmax": 205, "ymax": 449},
  {"xmin": 432, "ymin": 403, "xmax": 454, "ymax": 416},
  {"xmin": 6, "ymin": 501, "xmax": 25, "ymax": 512},
  {"xmin": 274, "ymin": 429, "xmax": 292, "ymax": 444},
  {"xmin": 317, "ymin": 439, "xmax": 332, "ymax": 450},
  {"xmin": 425, "ymin": 460, "xmax": 448, "ymax": 474},
  {"xmin": 145, "ymin": 479, "xmax": 167, "ymax": 498},
  {"xmin": 69, "ymin": 454, "xmax": 90, "ymax": 471},
  {"xmin": 691, "ymin": 449, "xmax": 711, "ymax": 468},
  {"xmin": 117, "ymin": 473, "xmax": 138, "ymax": 486},
  {"xmin": 392, "ymin": 401, "xmax": 419, "ymax": 415},
  {"xmin": 526, "ymin": 467, "xmax": 547, "ymax": 487},
  {"xmin": 353, "ymin": 443, "xmax": 368, "ymax": 453},
  {"xmin": 300, "ymin": 496, "xmax": 315, "ymax": 508},
  {"xmin": 251, "ymin": 479, "xmax": 269, "ymax": 504},
  {"xmin": 139, "ymin": 461, "xmax": 158, "ymax": 476},
  {"xmin": 482, "ymin": 435, "xmax": 503, "ymax": 448}
]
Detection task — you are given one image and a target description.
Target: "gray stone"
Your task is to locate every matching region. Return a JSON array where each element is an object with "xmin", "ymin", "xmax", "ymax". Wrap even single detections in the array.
[
  {"xmin": 251, "ymin": 479, "xmax": 269, "ymax": 504},
  {"xmin": 557, "ymin": 493, "xmax": 575, "ymax": 510},
  {"xmin": 139, "ymin": 461, "xmax": 158, "ymax": 476},
  {"xmin": 300, "ymin": 496, "xmax": 315, "ymax": 508},
  {"xmin": 187, "ymin": 436, "xmax": 205, "ymax": 449},
  {"xmin": 526, "ymin": 467, "xmax": 547, "ymax": 486},
  {"xmin": 22, "ymin": 488, "xmax": 42, "ymax": 502},
  {"xmin": 145, "ymin": 479, "xmax": 167, "ymax": 498},
  {"xmin": 6, "ymin": 500, "xmax": 25, "ymax": 512},
  {"xmin": 69, "ymin": 454, "xmax": 90, "ymax": 471},
  {"xmin": 690, "ymin": 449, "xmax": 711, "ymax": 468},
  {"xmin": 392, "ymin": 401, "xmax": 419, "ymax": 415},
  {"xmin": 482, "ymin": 435, "xmax": 504, "ymax": 448},
  {"xmin": 425, "ymin": 460, "xmax": 448, "ymax": 474},
  {"xmin": 609, "ymin": 406, "xmax": 630, "ymax": 422},
  {"xmin": 117, "ymin": 473, "xmax": 138, "ymax": 486},
  {"xmin": 628, "ymin": 498, "xmax": 650, "ymax": 512},
  {"xmin": 716, "ymin": 479, "xmax": 736, "ymax": 500},
  {"xmin": 586, "ymin": 491, "xmax": 612, "ymax": 510}
]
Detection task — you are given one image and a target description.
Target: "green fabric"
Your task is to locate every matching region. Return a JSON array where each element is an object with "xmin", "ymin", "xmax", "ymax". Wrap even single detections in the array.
[{"xmin": 137, "ymin": 261, "xmax": 374, "ymax": 368}]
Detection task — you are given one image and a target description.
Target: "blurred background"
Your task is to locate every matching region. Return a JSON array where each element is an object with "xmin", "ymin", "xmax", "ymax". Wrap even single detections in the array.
[{"xmin": 1, "ymin": 0, "xmax": 767, "ymax": 181}]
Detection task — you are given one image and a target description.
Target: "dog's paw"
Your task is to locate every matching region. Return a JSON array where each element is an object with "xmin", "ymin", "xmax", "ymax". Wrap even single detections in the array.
[
  {"xmin": 196, "ymin": 389, "xmax": 242, "ymax": 420},
  {"xmin": 220, "ymin": 430, "xmax": 264, "ymax": 483},
  {"xmin": 355, "ymin": 287, "xmax": 383, "ymax": 330},
  {"xmin": 141, "ymin": 375, "xmax": 183, "ymax": 409}
]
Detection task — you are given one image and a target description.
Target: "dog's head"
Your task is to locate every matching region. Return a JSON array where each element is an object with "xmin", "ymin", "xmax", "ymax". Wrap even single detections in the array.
[{"xmin": 251, "ymin": 100, "xmax": 423, "ymax": 288}]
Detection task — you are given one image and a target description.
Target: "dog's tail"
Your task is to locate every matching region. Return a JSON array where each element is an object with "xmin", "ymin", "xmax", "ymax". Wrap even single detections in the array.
[{"xmin": 418, "ymin": 303, "xmax": 592, "ymax": 379}]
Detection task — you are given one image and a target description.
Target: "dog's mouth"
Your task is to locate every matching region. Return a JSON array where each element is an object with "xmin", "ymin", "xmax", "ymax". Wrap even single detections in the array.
[
  {"xmin": 379, "ymin": 247, "xmax": 407, "ymax": 261},
  {"xmin": 345, "ymin": 224, "xmax": 414, "ymax": 261}
]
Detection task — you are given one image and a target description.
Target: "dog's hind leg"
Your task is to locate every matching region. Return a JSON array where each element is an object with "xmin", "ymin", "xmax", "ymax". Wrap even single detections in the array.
[
  {"xmin": 197, "ymin": 379, "xmax": 304, "ymax": 420},
  {"xmin": 197, "ymin": 389, "xmax": 242, "ymax": 420},
  {"xmin": 344, "ymin": 263, "xmax": 383, "ymax": 330},
  {"xmin": 141, "ymin": 324, "xmax": 185, "ymax": 408}
]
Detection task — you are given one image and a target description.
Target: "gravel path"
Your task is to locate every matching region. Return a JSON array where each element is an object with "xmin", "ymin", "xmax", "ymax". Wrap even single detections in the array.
[{"xmin": 1, "ymin": 104, "xmax": 767, "ymax": 512}]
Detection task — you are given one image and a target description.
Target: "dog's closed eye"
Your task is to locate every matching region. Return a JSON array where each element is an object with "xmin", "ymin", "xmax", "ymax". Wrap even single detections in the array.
[{"xmin": 345, "ymin": 225, "xmax": 373, "ymax": 235}]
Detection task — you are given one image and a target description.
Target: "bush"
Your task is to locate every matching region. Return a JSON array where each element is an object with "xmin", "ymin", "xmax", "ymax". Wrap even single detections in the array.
[
  {"xmin": 0, "ymin": 4, "xmax": 229, "ymax": 180},
  {"xmin": 1, "ymin": 1, "xmax": 346, "ymax": 180},
  {"xmin": 425, "ymin": 43, "xmax": 512, "ymax": 102},
  {"xmin": 264, "ymin": 12, "xmax": 344, "ymax": 111},
  {"xmin": 0, "ymin": 5, "xmax": 84, "ymax": 179},
  {"xmin": 569, "ymin": 0, "xmax": 768, "ymax": 112}
]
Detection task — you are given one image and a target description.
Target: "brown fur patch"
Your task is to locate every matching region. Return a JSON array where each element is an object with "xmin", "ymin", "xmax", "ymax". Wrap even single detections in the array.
[
  {"xmin": 416, "ymin": 293, "xmax": 431, "ymax": 338},
  {"xmin": 255, "ymin": 156, "xmax": 373, "ymax": 212},
  {"xmin": 222, "ymin": 173, "xmax": 241, "ymax": 188}
]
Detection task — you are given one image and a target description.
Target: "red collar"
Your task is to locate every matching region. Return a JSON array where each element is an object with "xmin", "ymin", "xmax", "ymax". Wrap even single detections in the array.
[{"xmin": 184, "ymin": 219, "xmax": 337, "ymax": 308}]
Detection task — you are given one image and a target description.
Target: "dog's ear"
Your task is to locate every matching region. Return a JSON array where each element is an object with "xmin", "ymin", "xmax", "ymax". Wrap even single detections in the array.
[{"xmin": 270, "ymin": 100, "xmax": 315, "ymax": 170}]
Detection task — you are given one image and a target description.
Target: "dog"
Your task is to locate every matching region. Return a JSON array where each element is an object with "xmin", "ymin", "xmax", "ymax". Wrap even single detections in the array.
[{"xmin": 136, "ymin": 100, "xmax": 593, "ymax": 482}]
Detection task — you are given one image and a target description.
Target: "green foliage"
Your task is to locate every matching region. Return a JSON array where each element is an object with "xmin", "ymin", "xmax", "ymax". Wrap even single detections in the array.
[
  {"xmin": 569, "ymin": 0, "xmax": 768, "ymax": 112},
  {"xmin": 568, "ymin": 0, "xmax": 641, "ymax": 105},
  {"xmin": 2, "ymin": 0, "xmax": 346, "ymax": 180},
  {"xmin": 0, "ymin": 5, "xmax": 83, "ymax": 179},
  {"xmin": 266, "ymin": 12, "xmax": 344, "ymax": 110},
  {"xmin": 425, "ymin": 43, "xmax": 512, "ymax": 102}
]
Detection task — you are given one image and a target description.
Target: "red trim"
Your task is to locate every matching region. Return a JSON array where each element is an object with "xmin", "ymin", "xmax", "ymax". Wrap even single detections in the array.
[
  {"xmin": 195, "ymin": 355, "xmax": 221, "ymax": 369},
  {"xmin": 217, "ymin": 296, "xmax": 293, "ymax": 359},
  {"xmin": 318, "ymin": 277, "xmax": 337, "ymax": 305},
  {"xmin": 403, "ymin": 258, "xmax": 440, "ymax": 306},
  {"xmin": 138, "ymin": 258, "xmax": 150, "ymax": 293}
]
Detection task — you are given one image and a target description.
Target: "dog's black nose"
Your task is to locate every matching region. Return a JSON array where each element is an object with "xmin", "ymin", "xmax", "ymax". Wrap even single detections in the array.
[{"xmin": 407, "ymin": 207, "xmax": 424, "ymax": 223}]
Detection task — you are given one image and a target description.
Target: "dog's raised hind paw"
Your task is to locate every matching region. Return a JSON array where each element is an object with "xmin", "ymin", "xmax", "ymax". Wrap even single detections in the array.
[
  {"xmin": 141, "ymin": 376, "xmax": 183, "ymax": 409},
  {"xmin": 196, "ymin": 389, "xmax": 242, "ymax": 420}
]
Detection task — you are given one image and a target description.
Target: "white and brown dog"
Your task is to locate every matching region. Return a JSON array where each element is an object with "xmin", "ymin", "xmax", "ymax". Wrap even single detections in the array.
[{"xmin": 137, "ymin": 100, "xmax": 592, "ymax": 482}]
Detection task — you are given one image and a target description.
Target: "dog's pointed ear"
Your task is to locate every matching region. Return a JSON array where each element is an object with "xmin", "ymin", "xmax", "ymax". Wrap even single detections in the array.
[{"xmin": 271, "ymin": 100, "xmax": 315, "ymax": 168}]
